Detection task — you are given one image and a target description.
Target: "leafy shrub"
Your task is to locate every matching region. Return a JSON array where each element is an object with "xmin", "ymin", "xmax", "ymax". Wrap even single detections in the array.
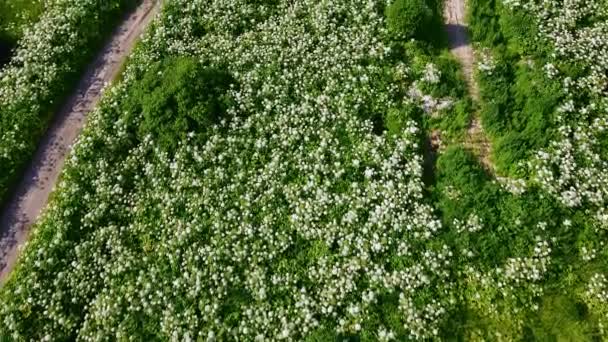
[
  {"xmin": 0, "ymin": 1, "xmax": 453, "ymax": 339},
  {"xmin": 435, "ymin": 147, "xmax": 563, "ymax": 263},
  {"xmin": 434, "ymin": 147, "xmax": 496, "ymax": 223},
  {"xmin": 418, "ymin": 52, "xmax": 468, "ymax": 98},
  {"xmin": 124, "ymin": 57, "xmax": 235, "ymax": 151},
  {"xmin": 468, "ymin": 0, "xmax": 502, "ymax": 45},
  {"xmin": 493, "ymin": 132, "xmax": 528, "ymax": 174},
  {"xmin": 498, "ymin": 7, "xmax": 547, "ymax": 56},
  {"xmin": 385, "ymin": 0, "xmax": 433, "ymax": 41},
  {"xmin": 433, "ymin": 99, "xmax": 473, "ymax": 140},
  {"xmin": 477, "ymin": 58, "xmax": 560, "ymax": 174}
]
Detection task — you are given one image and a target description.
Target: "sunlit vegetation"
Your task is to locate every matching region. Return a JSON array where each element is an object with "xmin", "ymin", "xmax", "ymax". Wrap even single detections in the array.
[{"xmin": 0, "ymin": 0, "xmax": 606, "ymax": 340}]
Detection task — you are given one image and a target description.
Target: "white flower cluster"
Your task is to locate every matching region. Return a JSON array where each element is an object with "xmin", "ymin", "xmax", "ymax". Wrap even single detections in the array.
[
  {"xmin": 580, "ymin": 246, "xmax": 597, "ymax": 262},
  {"xmin": 422, "ymin": 63, "xmax": 441, "ymax": 84},
  {"xmin": 477, "ymin": 48, "xmax": 497, "ymax": 75},
  {"xmin": 543, "ymin": 63, "xmax": 559, "ymax": 79},
  {"xmin": 502, "ymin": 240, "xmax": 551, "ymax": 284},
  {"xmin": 495, "ymin": 176, "xmax": 527, "ymax": 195},
  {"xmin": 463, "ymin": 239, "xmax": 552, "ymax": 338},
  {"xmin": 597, "ymin": 207, "xmax": 608, "ymax": 231},
  {"xmin": 531, "ymin": 123, "xmax": 608, "ymax": 208},
  {"xmin": 454, "ymin": 213, "xmax": 484, "ymax": 233},
  {"xmin": 407, "ymin": 83, "xmax": 454, "ymax": 115}
]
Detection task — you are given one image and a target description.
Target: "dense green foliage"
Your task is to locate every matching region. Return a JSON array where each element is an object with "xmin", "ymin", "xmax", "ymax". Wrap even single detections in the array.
[
  {"xmin": 123, "ymin": 57, "xmax": 235, "ymax": 151},
  {"xmin": 0, "ymin": 0, "xmax": 135, "ymax": 205},
  {"xmin": 433, "ymin": 146, "xmax": 607, "ymax": 340},
  {"xmin": 0, "ymin": 0, "xmax": 43, "ymax": 66},
  {"xmin": 386, "ymin": 0, "xmax": 447, "ymax": 47},
  {"xmin": 468, "ymin": 0, "xmax": 605, "ymax": 177},
  {"xmin": 428, "ymin": 1, "xmax": 608, "ymax": 337},
  {"xmin": 0, "ymin": 0, "xmax": 459, "ymax": 339},
  {"xmin": 0, "ymin": 0, "xmax": 606, "ymax": 340},
  {"xmin": 385, "ymin": 0, "xmax": 433, "ymax": 41},
  {"xmin": 468, "ymin": 0, "xmax": 556, "ymax": 175}
]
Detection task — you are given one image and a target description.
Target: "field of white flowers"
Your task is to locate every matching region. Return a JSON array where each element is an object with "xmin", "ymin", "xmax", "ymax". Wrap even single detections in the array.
[
  {"xmin": 0, "ymin": 0, "xmax": 606, "ymax": 340},
  {"xmin": 0, "ymin": 0, "xmax": 135, "ymax": 204}
]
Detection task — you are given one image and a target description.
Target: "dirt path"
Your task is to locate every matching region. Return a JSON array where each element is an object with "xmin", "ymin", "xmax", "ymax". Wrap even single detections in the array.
[
  {"xmin": 444, "ymin": 0, "xmax": 479, "ymax": 100},
  {"xmin": 0, "ymin": 0, "xmax": 160, "ymax": 283},
  {"xmin": 444, "ymin": 0, "xmax": 493, "ymax": 170}
]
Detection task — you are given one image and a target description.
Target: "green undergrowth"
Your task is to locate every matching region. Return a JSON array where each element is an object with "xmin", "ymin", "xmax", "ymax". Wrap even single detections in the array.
[
  {"xmin": 0, "ymin": 0, "xmax": 44, "ymax": 44},
  {"xmin": 468, "ymin": 0, "xmax": 565, "ymax": 176},
  {"xmin": 422, "ymin": 0, "xmax": 608, "ymax": 338},
  {"xmin": 1, "ymin": 0, "xmax": 606, "ymax": 340},
  {"xmin": 432, "ymin": 146, "xmax": 607, "ymax": 340},
  {"xmin": 122, "ymin": 57, "xmax": 236, "ymax": 152}
]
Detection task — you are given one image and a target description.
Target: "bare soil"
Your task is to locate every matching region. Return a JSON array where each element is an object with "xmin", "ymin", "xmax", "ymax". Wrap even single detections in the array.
[
  {"xmin": 444, "ymin": 0, "xmax": 479, "ymax": 100},
  {"xmin": 0, "ymin": 0, "xmax": 160, "ymax": 284},
  {"xmin": 444, "ymin": 0, "xmax": 494, "ymax": 171}
]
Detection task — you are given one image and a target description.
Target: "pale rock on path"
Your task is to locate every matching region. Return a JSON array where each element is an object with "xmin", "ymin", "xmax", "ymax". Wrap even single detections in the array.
[
  {"xmin": 0, "ymin": 0, "xmax": 161, "ymax": 283},
  {"xmin": 444, "ymin": 0, "xmax": 493, "ymax": 171}
]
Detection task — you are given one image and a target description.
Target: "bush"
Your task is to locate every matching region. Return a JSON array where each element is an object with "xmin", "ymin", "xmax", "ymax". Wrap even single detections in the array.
[
  {"xmin": 124, "ymin": 57, "xmax": 235, "ymax": 151},
  {"xmin": 498, "ymin": 6, "xmax": 547, "ymax": 56},
  {"xmin": 433, "ymin": 99, "xmax": 473, "ymax": 140},
  {"xmin": 468, "ymin": 0, "xmax": 502, "ymax": 45},
  {"xmin": 385, "ymin": 0, "xmax": 433, "ymax": 41},
  {"xmin": 419, "ymin": 52, "xmax": 468, "ymax": 98},
  {"xmin": 493, "ymin": 132, "xmax": 528, "ymax": 174}
]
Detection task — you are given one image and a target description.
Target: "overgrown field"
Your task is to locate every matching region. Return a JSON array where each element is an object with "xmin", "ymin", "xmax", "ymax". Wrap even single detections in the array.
[
  {"xmin": 0, "ymin": 0, "xmax": 136, "ymax": 205},
  {"xmin": 0, "ymin": 0, "xmax": 606, "ymax": 340}
]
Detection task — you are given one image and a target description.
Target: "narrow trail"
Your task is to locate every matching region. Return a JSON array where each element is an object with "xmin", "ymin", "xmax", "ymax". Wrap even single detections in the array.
[
  {"xmin": 443, "ymin": 0, "xmax": 494, "ymax": 171},
  {"xmin": 0, "ymin": 0, "xmax": 161, "ymax": 284}
]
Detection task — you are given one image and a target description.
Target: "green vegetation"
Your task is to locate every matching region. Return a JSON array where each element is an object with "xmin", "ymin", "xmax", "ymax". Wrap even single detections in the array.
[
  {"xmin": 468, "ymin": 0, "xmax": 571, "ymax": 176},
  {"xmin": 0, "ymin": 0, "xmax": 44, "ymax": 44},
  {"xmin": 0, "ymin": 0, "xmax": 607, "ymax": 340},
  {"xmin": 0, "ymin": 0, "xmax": 43, "ymax": 65},
  {"xmin": 385, "ymin": 0, "xmax": 433, "ymax": 40},
  {"xmin": 0, "ymin": 0, "xmax": 136, "ymax": 205},
  {"xmin": 386, "ymin": 0, "xmax": 446, "ymax": 47},
  {"xmin": 123, "ymin": 57, "xmax": 235, "ymax": 151},
  {"xmin": 433, "ymin": 146, "xmax": 607, "ymax": 340}
]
